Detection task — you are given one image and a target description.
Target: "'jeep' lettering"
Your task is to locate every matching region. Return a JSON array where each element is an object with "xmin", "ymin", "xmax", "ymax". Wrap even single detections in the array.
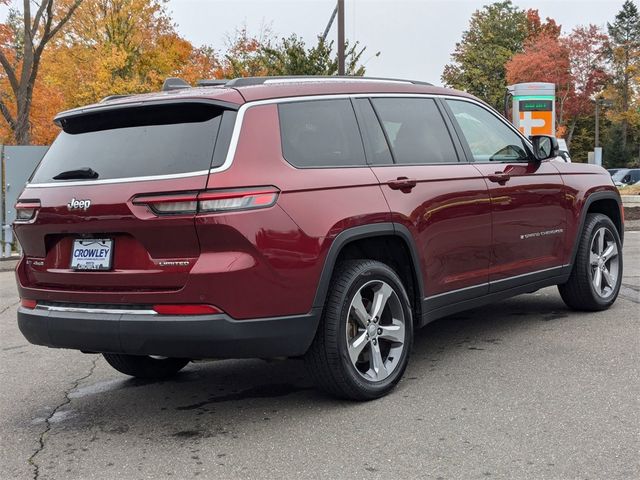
[{"xmin": 67, "ymin": 198, "xmax": 91, "ymax": 210}]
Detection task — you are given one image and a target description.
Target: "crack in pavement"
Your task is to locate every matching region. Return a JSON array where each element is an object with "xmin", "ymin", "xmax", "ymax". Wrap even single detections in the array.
[
  {"xmin": 619, "ymin": 285, "xmax": 640, "ymax": 304},
  {"xmin": 0, "ymin": 300, "xmax": 19, "ymax": 315},
  {"xmin": 28, "ymin": 356, "xmax": 99, "ymax": 480}
]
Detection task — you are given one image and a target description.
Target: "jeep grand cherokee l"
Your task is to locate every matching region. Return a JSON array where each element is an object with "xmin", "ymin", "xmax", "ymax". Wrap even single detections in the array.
[{"xmin": 14, "ymin": 76, "xmax": 624, "ymax": 400}]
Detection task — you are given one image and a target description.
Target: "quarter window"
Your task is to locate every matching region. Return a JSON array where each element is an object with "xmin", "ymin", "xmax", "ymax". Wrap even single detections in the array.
[
  {"xmin": 278, "ymin": 99, "xmax": 366, "ymax": 168},
  {"xmin": 371, "ymin": 98, "xmax": 459, "ymax": 164},
  {"xmin": 446, "ymin": 99, "xmax": 529, "ymax": 162}
]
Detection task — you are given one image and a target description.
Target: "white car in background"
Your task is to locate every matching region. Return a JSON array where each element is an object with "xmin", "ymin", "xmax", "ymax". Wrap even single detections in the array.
[
  {"xmin": 556, "ymin": 138, "xmax": 571, "ymax": 162},
  {"xmin": 612, "ymin": 168, "xmax": 640, "ymax": 187}
]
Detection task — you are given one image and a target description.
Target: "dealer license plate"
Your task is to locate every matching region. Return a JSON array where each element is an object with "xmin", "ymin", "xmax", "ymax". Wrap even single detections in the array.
[{"xmin": 70, "ymin": 239, "xmax": 113, "ymax": 271}]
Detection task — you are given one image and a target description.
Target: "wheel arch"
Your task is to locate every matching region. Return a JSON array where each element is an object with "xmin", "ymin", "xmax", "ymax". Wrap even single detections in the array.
[
  {"xmin": 569, "ymin": 191, "xmax": 623, "ymax": 267},
  {"xmin": 312, "ymin": 223, "xmax": 424, "ymax": 324}
]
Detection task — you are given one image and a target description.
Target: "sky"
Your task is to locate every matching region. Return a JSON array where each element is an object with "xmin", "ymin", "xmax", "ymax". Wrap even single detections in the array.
[
  {"xmin": 167, "ymin": 0, "xmax": 624, "ymax": 85},
  {"xmin": 0, "ymin": 0, "xmax": 625, "ymax": 84}
]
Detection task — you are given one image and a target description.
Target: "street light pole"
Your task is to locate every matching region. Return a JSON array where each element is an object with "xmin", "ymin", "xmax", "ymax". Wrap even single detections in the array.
[
  {"xmin": 595, "ymin": 99, "xmax": 600, "ymax": 148},
  {"xmin": 593, "ymin": 97, "xmax": 613, "ymax": 149},
  {"xmin": 338, "ymin": 0, "xmax": 345, "ymax": 75}
]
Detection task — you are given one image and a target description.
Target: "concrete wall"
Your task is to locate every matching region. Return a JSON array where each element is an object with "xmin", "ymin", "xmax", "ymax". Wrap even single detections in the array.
[{"xmin": 1, "ymin": 146, "xmax": 48, "ymax": 257}]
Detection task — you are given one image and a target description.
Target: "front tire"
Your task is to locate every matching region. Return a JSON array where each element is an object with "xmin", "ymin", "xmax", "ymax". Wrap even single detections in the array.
[
  {"xmin": 103, "ymin": 353, "xmax": 189, "ymax": 379},
  {"xmin": 305, "ymin": 260, "xmax": 413, "ymax": 400},
  {"xmin": 559, "ymin": 213, "xmax": 623, "ymax": 311}
]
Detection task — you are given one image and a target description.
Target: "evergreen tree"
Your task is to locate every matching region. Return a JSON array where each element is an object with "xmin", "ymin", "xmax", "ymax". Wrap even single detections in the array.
[{"xmin": 607, "ymin": 0, "xmax": 640, "ymax": 154}]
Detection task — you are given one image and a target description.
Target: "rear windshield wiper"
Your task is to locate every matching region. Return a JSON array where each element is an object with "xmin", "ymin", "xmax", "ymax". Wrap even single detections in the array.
[{"xmin": 53, "ymin": 167, "xmax": 99, "ymax": 180}]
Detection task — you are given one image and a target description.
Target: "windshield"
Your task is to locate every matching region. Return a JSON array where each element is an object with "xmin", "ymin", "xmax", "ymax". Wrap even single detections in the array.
[{"xmin": 31, "ymin": 103, "xmax": 225, "ymax": 184}]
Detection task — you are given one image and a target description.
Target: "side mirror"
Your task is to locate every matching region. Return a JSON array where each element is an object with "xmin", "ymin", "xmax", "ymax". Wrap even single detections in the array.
[{"xmin": 530, "ymin": 135, "xmax": 559, "ymax": 161}]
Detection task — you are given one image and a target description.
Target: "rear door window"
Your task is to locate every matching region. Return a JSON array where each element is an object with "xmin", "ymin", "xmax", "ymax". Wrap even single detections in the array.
[
  {"xmin": 278, "ymin": 99, "xmax": 366, "ymax": 168},
  {"xmin": 370, "ymin": 98, "xmax": 459, "ymax": 164},
  {"xmin": 31, "ymin": 103, "xmax": 226, "ymax": 184}
]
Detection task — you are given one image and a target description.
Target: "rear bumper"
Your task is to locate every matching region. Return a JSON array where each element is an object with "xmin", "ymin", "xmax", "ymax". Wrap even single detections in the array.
[{"xmin": 17, "ymin": 306, "xmax": 321, "ymax": 358}]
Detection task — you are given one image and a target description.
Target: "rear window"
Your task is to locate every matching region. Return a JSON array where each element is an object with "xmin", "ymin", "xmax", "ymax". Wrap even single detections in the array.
[
  {"xmin": 278, "ymin": 99, "xmax": 366, "ymax": 168},
  {"xmin": 31, "ymin": 103, "xmax": 229, "ymax": 184}
]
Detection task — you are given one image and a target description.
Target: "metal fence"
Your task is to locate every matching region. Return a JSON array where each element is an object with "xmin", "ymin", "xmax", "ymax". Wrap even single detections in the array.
[{"xmin": 1, "ymin": 145, "xmax": 48, "ymax": 258}]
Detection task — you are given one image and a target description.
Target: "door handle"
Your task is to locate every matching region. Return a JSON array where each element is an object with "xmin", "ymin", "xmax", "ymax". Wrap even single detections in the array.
[
  {"xmin": 487, "ymin": 172, "xmax": 511, "ymax": 185},
  {"xmin": 388, "ymin": 177, "xmax": 417, "ymax": 192}
]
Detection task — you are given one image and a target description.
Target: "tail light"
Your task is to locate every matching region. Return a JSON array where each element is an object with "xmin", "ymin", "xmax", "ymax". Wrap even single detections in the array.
[
  {"xmin": 198, "ymin": 188, "xmax": 278, "ymax": 212},
  {"xmin": 15, "ymin": 200, "xmax": 41, "ymax": 222},
  {"xmin": 133, "ymin": 187, "xmax": 279, "ymax": 215},
  {"xmin": 21, "ymin": 299, "xmax": 37, "ymax": 309},
  {"xmin": 133, "ymin": 192, "xmax": 199, "ymax": 215},
  {"xmin": 152, "ymin": 304, "xmax": 222, "ymax": 315}
]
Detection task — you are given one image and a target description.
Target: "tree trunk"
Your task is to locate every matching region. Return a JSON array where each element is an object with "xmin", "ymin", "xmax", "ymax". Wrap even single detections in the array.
[
  {"xmin": 14, "ymin": 112, "xmax": 31, "ymax": 145},
  {"xmin": 567, "ymin": 118, "xmax": 577, "ymax": 149},
  {"xmin": 0, "ymin": 0, "xmax": 83, "ymax": 145}
]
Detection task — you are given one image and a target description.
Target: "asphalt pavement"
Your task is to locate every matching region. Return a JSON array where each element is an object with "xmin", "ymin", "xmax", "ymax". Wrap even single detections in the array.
[{"xmin": 1, "ymin": 232, "xmax": 638, "ymax": 480}]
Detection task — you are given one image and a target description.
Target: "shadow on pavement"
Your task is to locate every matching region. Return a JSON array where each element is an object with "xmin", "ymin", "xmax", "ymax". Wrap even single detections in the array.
[{"xmin": 20, "ymin": 291, "xmax": 586, "ymax": 434}]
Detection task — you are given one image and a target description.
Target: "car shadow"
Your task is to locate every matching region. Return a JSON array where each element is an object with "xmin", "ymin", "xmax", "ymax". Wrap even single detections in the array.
[{"xmin": 22, "ymin": 291, "xmax": 601, "ymax": 439}]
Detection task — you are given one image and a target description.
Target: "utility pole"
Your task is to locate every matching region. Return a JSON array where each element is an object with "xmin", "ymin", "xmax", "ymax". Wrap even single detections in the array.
[
  {"xmin": 338, "ymin": 0, "xmax": 345, "ymax": 75},
  {"xmin": 593, "ymin": 97, "xmax": 613, "ymax": 148}
]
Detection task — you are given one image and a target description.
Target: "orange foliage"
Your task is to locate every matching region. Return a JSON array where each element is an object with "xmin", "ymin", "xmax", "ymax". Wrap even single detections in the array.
[{"xmin": 0, "ymin": 0, "xmax": 222, "ymax": 144}]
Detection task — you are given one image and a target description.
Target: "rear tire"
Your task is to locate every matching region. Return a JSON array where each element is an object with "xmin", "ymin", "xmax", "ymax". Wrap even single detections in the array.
[
  {"xmin": 103, "ymin": 353, "xmax": 189, "ymax": 379},
  {"xmin": 305, "ymin": 259, "xmax": 413, "ymax": 401},
  {"xmin": 559, "ymin": 213, "xmax": 622, "ymax": 311}
]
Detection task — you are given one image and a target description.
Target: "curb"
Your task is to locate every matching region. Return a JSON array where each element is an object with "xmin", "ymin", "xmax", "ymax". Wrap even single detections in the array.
[
  {"xmin": 0, "ymin": 259, "xmax": 18, "ymax": 272},
  {"xmin": 621, "ymin": 195, "xmax": 640, "ymax": 206}
]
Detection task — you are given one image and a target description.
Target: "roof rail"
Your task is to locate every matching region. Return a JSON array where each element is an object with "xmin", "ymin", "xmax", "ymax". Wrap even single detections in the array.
[
  {"xmin": 162, "ymin": 77, "xmax": 191, "ymax": 91},
  {"xmin": 196, "ymin": 79, "xmax": 228, "ymax": 87},
  {"xmin": 100, "ymin": 94, "xmax": 132, "ymax": 103},
  {"xmin": 224, "ymin": 75, "xmax": 433, "ymax": 87}
]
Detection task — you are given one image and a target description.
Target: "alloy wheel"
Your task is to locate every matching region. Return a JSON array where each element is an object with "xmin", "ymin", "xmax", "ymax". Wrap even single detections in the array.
[
  {"xmin": 589, "ymin": 227, "xmax": 620, "ymax": 299},
  {"xmin": 345, "ymin": 280, "xmax": 406, "ymax": 382}
]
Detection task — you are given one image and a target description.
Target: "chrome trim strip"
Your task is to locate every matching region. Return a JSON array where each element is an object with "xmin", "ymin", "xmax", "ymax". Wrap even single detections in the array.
[
  {"xmin": 424, "ymin": 264, "xmax": 571, "ymax": 301},
  {"xmin": 27, "ymin": 169, "xmax": 210, "ymax": 188},
  {"xmin": 210, "ymin": 94, "xmax": 354, "ymax": 174},
  {"xmin": 27, "ymin": 91, "xmax": 513, "ymax": 188},
  {"xmin": 35, "ymin": 305, "xmax": 157, "ymax": 315},
  {"xmin": 490, "ymin": 264, "xmax": 570, "ymax": 285},
  {"xmin": 424, "ymin": 282, "xmax": 488, "ymax": 301},
  {"xmin": 263, "ymin": 78, "xmax": 412, "ymax": 85}
]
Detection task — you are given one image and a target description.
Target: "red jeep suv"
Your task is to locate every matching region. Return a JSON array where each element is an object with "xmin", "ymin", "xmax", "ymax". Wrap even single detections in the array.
[{"xmin": 14, "ymin": 76, "xmax": 624, "ymax": 400}]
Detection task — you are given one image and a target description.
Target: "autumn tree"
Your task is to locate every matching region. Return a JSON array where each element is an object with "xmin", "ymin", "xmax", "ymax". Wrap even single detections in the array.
[
  {"xmin": 525, "ymin": 9, "xmax": 561, "ymax": 40},
  {"xmin": 506, "ymin": 33, "xmax": 572, "ymax": 130},
  {"xmin": 0, "ymin": 0, "xmax": 82, "ymax": 144},
  {"xmin": 7, "ymin": 0, "xmax": 222, "ymax": 143},
  {"xmin": 52, "ymin": 0, "xmax": 212, "ymax": 105},
  {"xmin": 564, "ymin": 25, "xmax": 610, "ymax": 143},
  {"xmin": 218, "ymin": 26, "xmax": 271, "ymax": 78},
  {"xmin": 1, "ymin": 2, "xmax": 377, "ymax": 144},
  {"xmin": 606, "ymin": 0, "xmax": 640, "ymax": 158},
  {"xmin": 442, "ymin": 1, "xmax": 529, "ymax": 109},
  {"xmin": 506, "ymin": 24, "xmax": 611, "ymax": 144}
]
